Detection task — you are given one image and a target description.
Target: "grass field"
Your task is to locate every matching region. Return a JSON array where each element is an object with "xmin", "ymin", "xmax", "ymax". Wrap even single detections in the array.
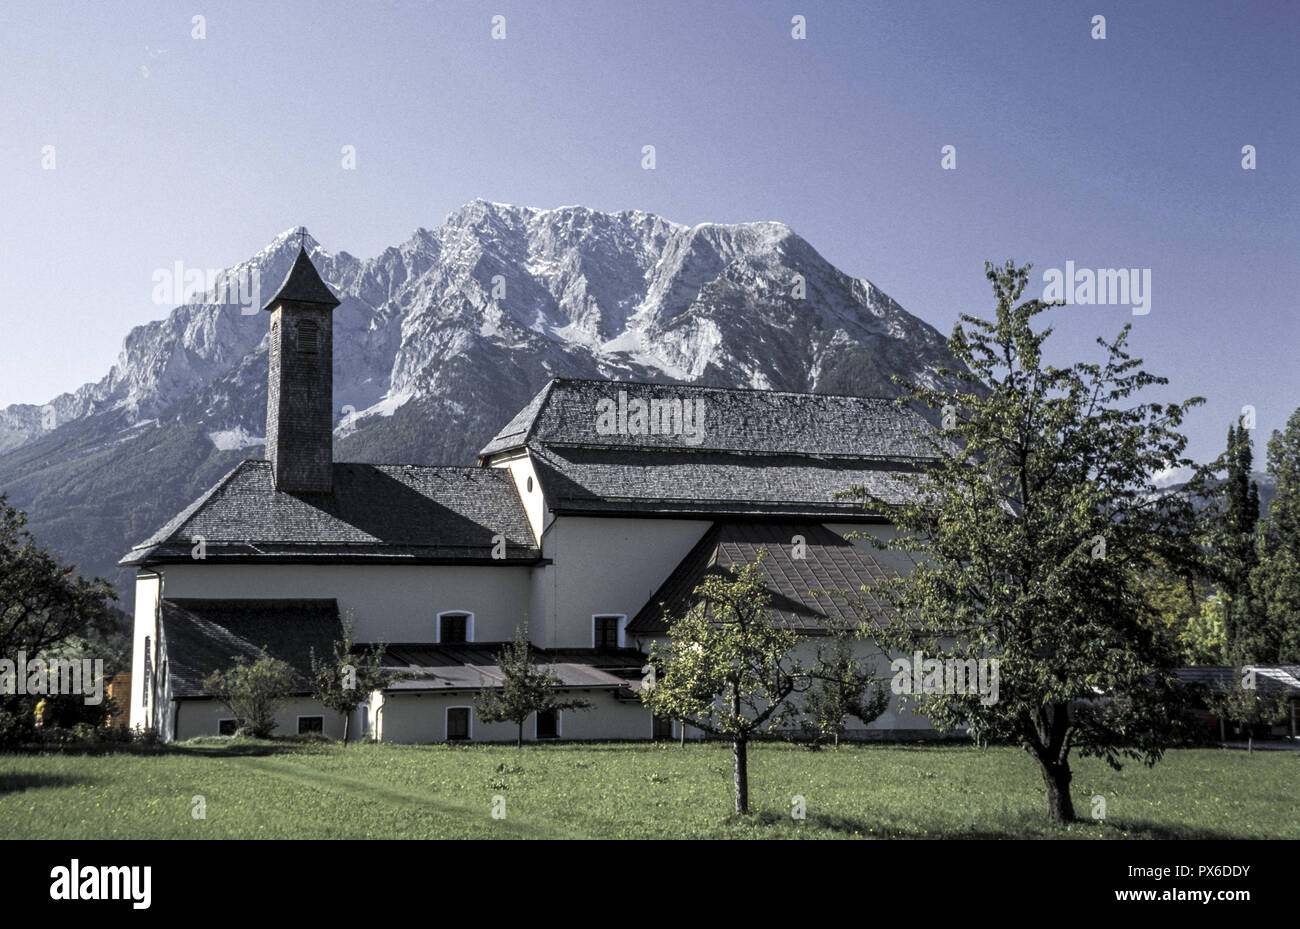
[{"xmin": 1, "ymin": 740, "xmax": 1295, "ymax": 839}]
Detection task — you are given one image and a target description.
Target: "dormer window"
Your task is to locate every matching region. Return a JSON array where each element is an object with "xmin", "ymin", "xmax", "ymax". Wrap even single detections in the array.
[
  {"xmin": 297, "ymin": 319, "xmax": 320, "ymax": 354},
  {"xmin": 437, "ymin": 612, "xmax": 473, "ymax": 644}
]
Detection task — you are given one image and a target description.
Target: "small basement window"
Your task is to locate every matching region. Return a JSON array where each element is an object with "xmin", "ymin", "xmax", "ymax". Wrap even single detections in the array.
[
  {"xmin": 447, "ymin": 707, "xmax": 471, "ymax": 741},
  {"xmin": 297, "ymin": 716, "xmax": 324, "ymax": 735},
  {"xmin": 218, "ymin": 718, "xmax": 237, "ymax": 736}
]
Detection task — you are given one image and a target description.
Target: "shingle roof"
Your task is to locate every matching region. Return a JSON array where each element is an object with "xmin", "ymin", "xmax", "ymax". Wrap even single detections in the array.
[
  {"xmin": 120, "ymin": 460, "xmax": 539, "ymax": 566},
  {"xmin": 626, "ymin": 520, "xmax": 902, "ymax": 636},
  {"xmin": 529, "ymin": 445, "xmax": 918, "ymax": 517},
  {"xmin": 370, "ymin": 643, "xmax": 644, "ymax": 692},
  {"xmin": 159, "ymin": 598, "xmax": 343, "ymax": 698},
  {"xmin": 262, "ymin": 247, "xmax": 341, "ymax": 310},
  {"xmin": 478, "ymin": 378, "xmax": 940, "ymax": 459}
]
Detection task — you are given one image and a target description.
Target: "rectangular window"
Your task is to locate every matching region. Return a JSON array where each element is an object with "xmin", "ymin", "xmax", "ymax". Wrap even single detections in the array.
[
  {"xmin": 536, "ymin": 709, "xmax": 559, "ymax": 739},
  {"xmin": 218, "ymin": 718, "xmax": 237, "ymax": 736},
  {"xmin": 440, "ymin": 614, "xmax": 469, "ymax": 643},
  {"xmin": 594, "ymin": 615, "xmax": 621, "ymax": 650},
  {"xmin": 447, "ymin": 707, "xmax": 470, "ymax": 741},
  {"xmin": 298, "ymin": 716, "xmax": 324, "ymax": 735}
]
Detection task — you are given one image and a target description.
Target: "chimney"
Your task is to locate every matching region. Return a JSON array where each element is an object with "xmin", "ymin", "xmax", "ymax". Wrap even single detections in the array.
[{"xmin": 262, "ymin": 232, "xmax": 340, "ymax": 493}]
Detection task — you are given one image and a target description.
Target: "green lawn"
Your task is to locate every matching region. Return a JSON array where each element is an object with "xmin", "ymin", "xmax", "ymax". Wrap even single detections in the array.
[{"xmin": 1, "ymin": 740, "xmax": 1294, "ymax": 839}]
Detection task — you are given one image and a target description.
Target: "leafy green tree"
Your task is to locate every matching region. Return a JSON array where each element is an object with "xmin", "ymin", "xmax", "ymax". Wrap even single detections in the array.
[
  {"xmin": 475, "ymin": 626, "xmax": 592, "ymax": 747},
  {"xmin": 642, "ymin": 554, "xmax": 811, "ymax": 814},
  {"xmin": 851, "ymin": 260, "xmax": 1204, "ymax": 823},
  {"xmin": 0, "ymin": 496, "xmax": 117, "ymax": 745},
  {"xmin": 309, "ymin": 616, "xmax": 402, "ymax": 743},
  {"xmin": 0, "ymin": 495, "xmax": 116, "ymax": 659},
  {"xmin": 203, "ymin": 651, "xmax": 296, "ymax": 738},
  {"xmin": 1183, "ymin": 592, "xmax": 1229, "ymax": 665},
  {"xmin": 1212, "ymin": 424, "xmax": 1265, "ymax": 661},
  {"xmin": 1250, "ymin": 408, "xmax": 1300, "ymax": 663},
  {"xmin": 801, "ymin": 629, "xmax": 889, "ymax": 747}
]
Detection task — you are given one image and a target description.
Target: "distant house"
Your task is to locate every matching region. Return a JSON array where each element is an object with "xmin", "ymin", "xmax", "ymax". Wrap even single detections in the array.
[
  {"xmin": 121, "ymin": 246, "xmax": 940, "ymax": 742},
  {"xmin": 1175, "ymin": 665, "xmax": 1300, "ymax": 740}
]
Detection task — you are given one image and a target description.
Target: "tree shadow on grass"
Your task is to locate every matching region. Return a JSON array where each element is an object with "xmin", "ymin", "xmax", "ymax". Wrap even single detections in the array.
[
  {"xmin": 744, "ymin": 809, "xmax": 1247, "ymax": 840},
  {"xmin": 0, "ymin": 773, "xmax": 90, "ymax": 794},
  {"xmin": 4, "ymin": 737, "xmax": 330, "ymax": 759}
]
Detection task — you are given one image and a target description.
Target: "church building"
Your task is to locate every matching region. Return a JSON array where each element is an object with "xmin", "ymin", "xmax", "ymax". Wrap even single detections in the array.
[{"xmin": 121, "ymin": 245, "xmax": 939, "ymax": 742}]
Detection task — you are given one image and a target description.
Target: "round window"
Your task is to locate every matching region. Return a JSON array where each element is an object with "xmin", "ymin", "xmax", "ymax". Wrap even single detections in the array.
[{"xmin": 526, "ymin": 476, "xmax": 534, "ymax": 492}]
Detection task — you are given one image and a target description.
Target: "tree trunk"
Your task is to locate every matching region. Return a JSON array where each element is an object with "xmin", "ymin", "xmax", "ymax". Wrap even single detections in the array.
[
  {"xmin": 1039, "ymin": 760, "xmax": 1075, "ymax": 823},
  {"xmin": 343, "ymin": 711, "xmax": 350, "ymax": 745},
  {"xmin": 733, "ymin": 737, "xmax": 749, "ymax": 814},
  {"xmin": 516, "ymin": 720, "xmax": 523, "ymax": 748}
]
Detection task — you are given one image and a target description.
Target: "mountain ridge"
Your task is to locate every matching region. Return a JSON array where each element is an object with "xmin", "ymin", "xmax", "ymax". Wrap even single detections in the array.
[{"xmin": 0, "ymin": 199, "xmax": 970, "ymax": 607}]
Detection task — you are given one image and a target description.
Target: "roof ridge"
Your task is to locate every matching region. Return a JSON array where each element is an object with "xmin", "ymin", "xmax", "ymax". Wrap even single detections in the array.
[{"xmin": 545, "ymin": 376, "xmax": 910, "ymax": 403}]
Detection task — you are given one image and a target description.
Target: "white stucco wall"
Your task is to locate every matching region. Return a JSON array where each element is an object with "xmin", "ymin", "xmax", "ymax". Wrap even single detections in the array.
[
  {"xmin": 487, "ymin": 451, "xmax": 550, "ymax": 544},
  {"xmin": 374, "ymin": 689, "xmax": 653, "ymax": 743},
  {"xmin": 173, "ymin": 698, "xmax": 345, "ymax": 741},
  {"xmin": 128, "ymin": 573, "xmax": 162, "ymax": 731},
  {"xmin": 531, "ymin": 516, "xmax": 711, "ymax": 650},
  {"xmin": 155, "ymin": 563, "xmax": 533, "ymax": 644}
]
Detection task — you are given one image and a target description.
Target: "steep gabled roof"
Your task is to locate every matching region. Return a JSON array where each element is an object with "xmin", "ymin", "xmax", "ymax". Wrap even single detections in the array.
[
  {"xmin": 262, "ymin": 247, "xmax": 341, "ymax": 310},
  {"xmin": 159, "ymin": 598, "xmax": 343, "ymax": 698},
  {"xmin": 478, "ymin": 378, "xmax": 940, "ymax": 459},
  {"xmin": 120, "ymin": 460, "xmax": 539, "ymax": 566},
  {"xmin": 627, "ymin": 520, "xmax": 903, "ymax": 636}
]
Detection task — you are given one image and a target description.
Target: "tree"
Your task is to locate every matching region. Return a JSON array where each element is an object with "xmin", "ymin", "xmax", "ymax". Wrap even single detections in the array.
[
  {"xmin": 1203, "ymin": 672, "xmax": 1290, "ymax": 751},
  {"xmin": 1214, "ymin": 424, "xmax": 1265, "ymax": 662},
  {"xmin": 0, "ymin": 495, "xmax": 116, "ymax": 659},
  {"xmin": 309, "ymin": 617, "xmax": 402, "ymax": 744},
  {"xmin": 203, "ymin": 651, "xmax": 296, "ymax": 738},
  {"xmin": 1183, "ymin": 592, "xmax": 1229, "ymax": 665},
  {"xmin": 642, "ymin": 554, "xmax": 810, "ymax": 814},
  {"xmin": 474, "ymin": 626, "xmax": 592, "ymax": 747},
  {"xmin": 852, "ymin": 260, "xmax": 1204, "ymax": 823},
  {"xmin": 801, "ymin": 628, "xmax": 889, "ymax": 747},
  {"xmin": 1250, "ymin": 408, "xmax": 1300, "ymax": 663},
  {"xmin": 0, "ymin": 496, "xmax": 117, "ymax": 746}
]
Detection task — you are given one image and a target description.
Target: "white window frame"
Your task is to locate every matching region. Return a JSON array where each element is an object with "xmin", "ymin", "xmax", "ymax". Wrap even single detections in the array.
[
  {"xmin": 591, "ymin": 613, "xmax": 627, "ymax": 649},
  {"xmin": 436, "ymin": 610, "xmax": 475, "ymax": 644},
  {"xmin": 217, "ymin": 718, "xmax": 237, "ymax": 736},
  {"xmin": 296, "ymin": 715, "xmax": 325, "ymax": 735},
  {"xmin": 446, "ymin": 705, "xmax": 473, "ymax": 741},
  {"xmin": 534, "ymin": 708, "xmax": 562, "ymax": 740}
]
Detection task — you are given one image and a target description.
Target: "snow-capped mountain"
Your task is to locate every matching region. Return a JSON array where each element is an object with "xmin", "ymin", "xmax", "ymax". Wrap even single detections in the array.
[{"xmin": 0, "ymin": 200, "xmax": 969, "ymax": 603}]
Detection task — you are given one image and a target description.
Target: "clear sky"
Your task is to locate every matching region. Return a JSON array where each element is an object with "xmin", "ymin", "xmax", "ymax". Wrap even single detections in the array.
[{"xmin": 0, "ymin": 0, "xmax": 1295, "ymax": 463}]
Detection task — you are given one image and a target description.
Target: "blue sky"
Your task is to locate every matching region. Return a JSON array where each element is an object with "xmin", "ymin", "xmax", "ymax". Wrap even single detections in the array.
[{"xmin": 0, "ymin": 0, "xmax": 1295, "ymax": 463}]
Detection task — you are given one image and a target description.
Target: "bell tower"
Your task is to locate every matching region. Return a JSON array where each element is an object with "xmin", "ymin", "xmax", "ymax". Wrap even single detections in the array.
[{"xmin": 263, "ymin": 229, "xmax": 340, "ymax": 493}]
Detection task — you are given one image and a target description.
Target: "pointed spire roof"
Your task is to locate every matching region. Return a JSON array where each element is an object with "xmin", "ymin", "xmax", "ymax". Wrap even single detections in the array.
[{"xmin": 262, "ymin": 243, "xmax": 341, "ymax": 311}]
